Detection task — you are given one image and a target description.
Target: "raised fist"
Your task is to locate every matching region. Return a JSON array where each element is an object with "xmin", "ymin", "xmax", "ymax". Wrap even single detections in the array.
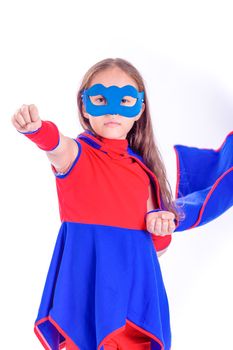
[{"xmin": 11, "ymin": 104, "xmax": 42, "ymax": 133}]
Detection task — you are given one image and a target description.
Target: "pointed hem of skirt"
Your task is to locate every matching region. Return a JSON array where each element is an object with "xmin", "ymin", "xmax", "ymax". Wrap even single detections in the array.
[
  {"xmin": 34, "ymin": 314, "xmax": 170, "ymax": 350},
  {"xmin": 34, "ymin": 315, "xmax": 81, "ymax": 350},
  {"xmin": 34, "ymin": 222, "xmax": 172, "ymax": 350},
  {"xmin": 98, "ymin": 318, "xmax": 167, "ymax": 350}
]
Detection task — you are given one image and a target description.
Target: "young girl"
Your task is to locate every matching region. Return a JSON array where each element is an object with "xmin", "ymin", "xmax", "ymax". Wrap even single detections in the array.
[{"xmin": 11, "ymin": 58, "xmax": 233, "ymax": 350}]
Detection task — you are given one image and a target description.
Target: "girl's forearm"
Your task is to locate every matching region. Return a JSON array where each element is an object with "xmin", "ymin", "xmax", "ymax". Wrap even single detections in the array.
[
  {"xmin": 18, "ymin": 119, "xmax": 76, "ymax": 173},
  {"xmin": 46, "ymin": 132, "xmax": 78, "ymax": 173}
]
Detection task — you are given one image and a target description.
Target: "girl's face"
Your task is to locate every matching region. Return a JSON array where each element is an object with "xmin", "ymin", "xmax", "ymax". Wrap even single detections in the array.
[{"xmin": 82, "ymin": 67, "xmax": 145, "ymax": 139}]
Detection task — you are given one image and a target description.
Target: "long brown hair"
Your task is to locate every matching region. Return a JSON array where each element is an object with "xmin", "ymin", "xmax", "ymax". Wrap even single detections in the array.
[{"xmin": 76, "ymin": 57, "xmax": 185, "ymax": 223}]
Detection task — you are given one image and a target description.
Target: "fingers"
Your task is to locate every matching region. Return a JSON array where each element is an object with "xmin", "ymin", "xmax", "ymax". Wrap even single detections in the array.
[
  {"xmin": 148, "ymin": 218, "xmax": 157, "ymax": 234},
  {"xmin": 12, "ymin": 105, "xmax": 30, "ymax": 128},
  {"xmin": 147, "ymin": 211, "xmax": 176, "ymax": 236},
  {"xmin": 12, "ymin": 108, "xmax": 25, "ymax": 129},
  {"xmin": 21, "ymin": 104, "xmax": 32, "ymax": 125},
  {"xmin": 11, "ymin": 104, "xmax": 40, "ymax": 132},
  {"xmin": 12, "ymin": 114, "xmax": 25, "ymax": 130},
  {"xmin": 151, "ymin": 218, "xmax": 171, "ymax": 236},
  {"xmin": 28, "ymin": 104, "xmax": 39, "ymax": 122},
  {"xmin": 155, "ymin": 217, "xmax": 163, "ymax": 235}
]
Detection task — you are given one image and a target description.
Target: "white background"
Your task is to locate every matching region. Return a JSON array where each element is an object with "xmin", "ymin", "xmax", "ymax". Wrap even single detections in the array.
[{"xmin": 1, "ymin": 0, "xmax": 233, "ymax": 349}]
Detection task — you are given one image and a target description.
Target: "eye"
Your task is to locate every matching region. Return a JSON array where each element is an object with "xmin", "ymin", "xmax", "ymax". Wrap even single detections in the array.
[
  {"xmin": 89, "ymin": 95, "xmax": 106, "ymax": 105},
  {"xmin": 120, "ymin": 96, "xmax": 137, "ymax": 106}
]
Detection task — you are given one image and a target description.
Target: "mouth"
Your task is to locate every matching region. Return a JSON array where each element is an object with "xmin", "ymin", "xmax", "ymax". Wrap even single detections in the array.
[{"xmin": 104, "ymin": 122, "xmax": 121, "ymax": 125}]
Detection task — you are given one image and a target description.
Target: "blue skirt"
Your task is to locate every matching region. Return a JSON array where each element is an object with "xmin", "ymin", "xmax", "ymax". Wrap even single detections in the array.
[{"xmin": 34, "ymin": 221, "xmax": 171, "ymax": 350}]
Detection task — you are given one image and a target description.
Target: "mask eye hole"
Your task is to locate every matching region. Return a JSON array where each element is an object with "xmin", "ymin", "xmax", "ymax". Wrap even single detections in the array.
[
  {"xmin": 89, "ymin": 95, "xmax": 138, "ymax": 106},
  {"xmin": 120, "ymin": 96, "xmax": 137, "ymax": 106},
  {"xmin": 89, "ymin": 95, "xmax": 107, "ymax": 105}
]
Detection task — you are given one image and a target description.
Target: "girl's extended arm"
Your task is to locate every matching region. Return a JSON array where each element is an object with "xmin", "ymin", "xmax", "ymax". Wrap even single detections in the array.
[{"xmin": 12, "ymin": 104, "xmax": 79, "ymax": 174}]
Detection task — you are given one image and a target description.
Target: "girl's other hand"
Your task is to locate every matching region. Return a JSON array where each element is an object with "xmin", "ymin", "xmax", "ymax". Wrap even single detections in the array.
[
  {"xmin": 11, "ymin": 104, "xmax": 42, "ymax": 133},
  {"xmin": 146, "ymin": 210, "xmax": 176, "ymax": 236}
]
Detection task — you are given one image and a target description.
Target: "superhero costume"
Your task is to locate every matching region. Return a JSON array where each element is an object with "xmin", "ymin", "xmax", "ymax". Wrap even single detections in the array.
[{"xmin": 33, "ymin": 128, "xmax": 233, "ymax": 350}]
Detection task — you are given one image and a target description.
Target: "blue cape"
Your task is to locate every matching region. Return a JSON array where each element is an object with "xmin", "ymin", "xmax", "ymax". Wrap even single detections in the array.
[{"xmin": 173, "ymin": 131, "xmax": 233, "ymax": 232}]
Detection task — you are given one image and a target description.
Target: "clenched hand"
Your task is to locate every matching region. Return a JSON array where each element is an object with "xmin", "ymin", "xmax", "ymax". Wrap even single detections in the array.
[{"xmin": 146, "ymin": 211, "xmax": 176, "ymax": 236}]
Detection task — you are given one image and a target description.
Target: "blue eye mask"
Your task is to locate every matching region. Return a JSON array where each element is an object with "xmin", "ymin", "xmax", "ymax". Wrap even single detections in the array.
[{"xmin": 81, "ymin": 84, "xmax": 144, "ymax": 118}]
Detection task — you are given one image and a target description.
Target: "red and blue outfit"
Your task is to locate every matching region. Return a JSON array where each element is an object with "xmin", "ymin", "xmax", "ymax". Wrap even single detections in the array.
[
  {"xmin": 34, "ymin": 129, "xmax": 172, "ymax": 350},
  {"xmin": 31, "ymin": 128, "xmax": 233, "ymax": 350}
]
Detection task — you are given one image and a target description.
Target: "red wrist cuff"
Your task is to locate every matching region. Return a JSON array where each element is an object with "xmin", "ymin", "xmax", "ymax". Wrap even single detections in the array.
[{"xmin": 18, "ymin": 120, "xmax": 60, "ymax": 151}]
